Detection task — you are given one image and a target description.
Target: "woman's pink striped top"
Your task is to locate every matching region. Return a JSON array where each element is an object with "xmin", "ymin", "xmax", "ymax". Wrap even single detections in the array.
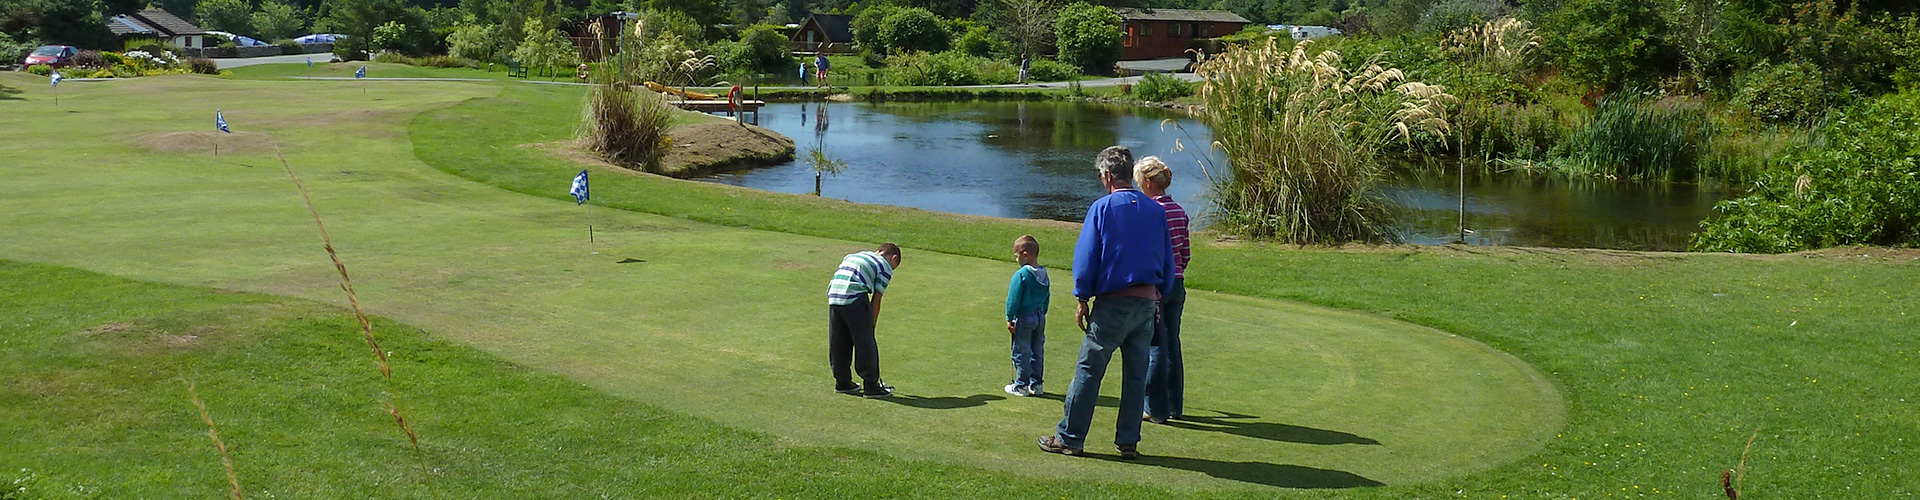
[{"xmin": 1153, "ymin": 195, "xmax": 1191, "ymax": 279}]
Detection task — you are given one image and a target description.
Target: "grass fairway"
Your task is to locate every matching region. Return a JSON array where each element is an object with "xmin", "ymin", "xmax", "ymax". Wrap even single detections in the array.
[
  {"xmin": 1, "ymin": 69, "xmax": 1914, "ymax": 499},
  {"xmin": 0, "ymin": 72, "xmax": 1558, "ymax": 494}
]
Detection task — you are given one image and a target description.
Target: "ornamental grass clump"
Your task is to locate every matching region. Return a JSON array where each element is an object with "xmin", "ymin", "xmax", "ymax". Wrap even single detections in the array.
[
  {"xmin": 579, "ymin": 75, "xmax": 674, "ymax": 172},
  {"xmin": 1195, "ymin": 39, "xmax": 1456, "ymax": 243}
]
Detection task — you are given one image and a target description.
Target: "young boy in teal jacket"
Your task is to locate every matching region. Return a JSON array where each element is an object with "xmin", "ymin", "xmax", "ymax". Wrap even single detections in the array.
[{"xmin": 1005, "ymin": 235, "xmax": 1050, "ymax": 396}]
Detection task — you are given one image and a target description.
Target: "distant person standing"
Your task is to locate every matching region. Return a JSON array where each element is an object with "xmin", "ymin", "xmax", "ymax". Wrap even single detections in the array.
[
  {"xmin": 827, "ymin": 243, "xmax": 904, "ymax": 398},
  {"xmin": 1019, "ymin": 53, "xmax": 1031, "ymax": 84},
  {"xmin": 1036, "ymin": 146, "xmax": 1175, "ymax": 460},
  {"xmin": 799, "ymin": 60, "xmax": 810, "ymax": 85},
  {"xmin": 1135, "ymin": 157, "xmax": 1191, "ymax": 424},
  {"xmin": 815, "ymin": 53, "xmax": 831, "ymax": 87}
]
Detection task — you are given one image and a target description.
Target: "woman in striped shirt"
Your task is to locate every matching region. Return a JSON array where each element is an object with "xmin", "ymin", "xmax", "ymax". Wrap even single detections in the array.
[{"xmin": 1135, "ymin": 157, "xmax": 1191, "ymax": 423}]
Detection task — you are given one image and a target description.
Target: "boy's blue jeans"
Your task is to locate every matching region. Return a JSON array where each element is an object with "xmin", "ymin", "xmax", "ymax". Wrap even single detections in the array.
[
  {"xmin": 1010, "ymin": 312, "xmax": 1046, "ymax": 389},
  {"xmin": 1146, "ymin": 278, "xmax": 1187, "ymax": 419},
  {"xmin": 1054, "ymin": 295, "xmax": 1154, "ymax": 449}
]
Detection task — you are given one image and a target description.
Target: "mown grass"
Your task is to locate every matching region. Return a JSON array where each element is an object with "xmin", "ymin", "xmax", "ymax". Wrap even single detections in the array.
[
  {"xmin": 411, "ymin": 82, "xmax": 1920, "ymax": 498},
  {"xmin": 0, "ymin": 260, "xmax": 1153, "ymax": 498},
  {"xmin": 1, "ymin": 73, "xmax": 1559, "ymax": 495}
]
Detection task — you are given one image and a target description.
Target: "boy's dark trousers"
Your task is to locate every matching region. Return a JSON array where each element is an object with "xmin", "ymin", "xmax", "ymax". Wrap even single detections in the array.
[{"xmin": 829, "ymin": 293, "xmax": 882, "ymax": 390}]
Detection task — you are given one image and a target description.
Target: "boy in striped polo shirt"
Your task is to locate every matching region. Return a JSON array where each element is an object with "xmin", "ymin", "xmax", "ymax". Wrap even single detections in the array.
[
  {"xmin": 827, "ymin": 243, "xmax": 903, "ymax": 398},
  {"xmin": 1135, "ymin": 157, "xmax": 1191, "ymax": 423}
]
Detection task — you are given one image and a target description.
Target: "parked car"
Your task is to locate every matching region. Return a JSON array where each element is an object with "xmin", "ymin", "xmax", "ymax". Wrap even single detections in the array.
[{"xmin": 23, "ymin": 45, "xmax": 78, "ymax": 68}]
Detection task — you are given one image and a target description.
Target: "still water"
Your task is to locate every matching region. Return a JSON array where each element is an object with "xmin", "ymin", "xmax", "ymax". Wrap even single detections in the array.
[{"xmin": 701, "ymin": 101, "xmax": 1723, "ymax": 251}]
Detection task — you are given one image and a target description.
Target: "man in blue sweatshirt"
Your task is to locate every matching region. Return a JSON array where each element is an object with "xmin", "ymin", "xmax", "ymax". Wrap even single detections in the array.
[{"xmin": 1037, "ymin": 145, "xmax": 1176, "ymax": 460}]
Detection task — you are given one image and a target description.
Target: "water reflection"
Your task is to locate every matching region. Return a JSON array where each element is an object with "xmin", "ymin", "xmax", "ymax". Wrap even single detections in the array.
[{"xmin": 700, "ymin": 101, "xmax": 1723, "ymax": 250}]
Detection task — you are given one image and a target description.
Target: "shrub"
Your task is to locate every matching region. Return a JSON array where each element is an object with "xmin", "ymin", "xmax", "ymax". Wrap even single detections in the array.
[
  {"xmin": 275, "ymin": 40, "xmax": 304, "ymax": 55},
  {"xmin": 418, "ymin": 55, "xmax": 473, "ymax": 68},
  {"xmin": 1196, "ymin": 39, "xmax": 1457, "ymax": 243},
  {"xmin": 187, "ymin": 57, "xmax": 220, "ymax": 74},
  {"xmin": 25, "ymin": 64, "xmax": 52, "ymax": 76},
  {"xmin": 1539, "ymin": 0, "xmax": 1677, "ymax": 89},
  {"xmin": 69, "ymin": 50, "xmax": 105, "ymax": 69},
  {"xmin": 372, "ymin": 21, "xmax": 411, "ymax": 53},
  {"xmin": 1053, "ymin": 2, "xmax": 1121, "ymax": 74},
  {"xmin": 1132, "ymin": 72, "xmax": 1193, "ymax": 101},
  {"xmin": 0, "ymin": 31, "xmax": 35, "ymax": 62},
  {"xmin": 1692, "ymin": 90, "xmax": 1920, "ymax": 252},
  {"xmin": 956, "ymin": 26, "xmax": 992, "ymax": 57},
  {"xmin": 252, "ymin": 0, "xmax": 307, "ymax": 41},
  {"xmin": 512, "ymin": 28, "xmax": 579, "ymax": 77},
  {"xmin": 852, "ymin": 4, "xmax": 901, "ymax": 53},
  {"xmin": 879, "ymin": 8, "xmax": 949, "ymax": 54},
  {"xmin": 738, "ymin": 24, "xmax": 793, "ymax": 74},
  {"xmin": 1456, "ymin": 101, "xmax": 1564, "ymax": 159},
  {"xmin": 579, "ymin": 81, "xmax": 675, "ymax": 172},
  {"xmin": 1026, "ymin": 58, "xmax": 1080, "ymax": 82},
  {"xmin": 885, "ymin": 51, "xmax": 1017, "ymax": 86},
  {"xmin": 1733, "ymin": 61, "xmax": 1833, "ymax": 124},
  {"xmin": 446, "ymin": 23, "xmax": 509, "ymax": 63}
]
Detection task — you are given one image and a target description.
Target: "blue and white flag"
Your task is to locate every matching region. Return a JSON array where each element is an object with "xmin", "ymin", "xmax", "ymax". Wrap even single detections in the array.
[
  {"xmin": 569, "ymin": 170, "xmax": 590, "ymax": 205},
  {"xmin": 306, "ymin": 57, "xmax": 313, "ymax": 68},
  {"xmin": 49, "ymin": 70, "xmax": 61, "ymax": 87},
  {"xmin": 355, "ymin": 65, "xmax": 366, "ymax": 79},
  {"xmin": 216, "ymin": 109, "xmax": 230, "ymax": 133}
]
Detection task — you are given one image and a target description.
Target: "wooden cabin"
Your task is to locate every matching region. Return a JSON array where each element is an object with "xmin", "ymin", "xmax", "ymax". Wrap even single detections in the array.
[{"xmin": 1113, "ymin": 8, "xmax": 1250, "ymax": 61}]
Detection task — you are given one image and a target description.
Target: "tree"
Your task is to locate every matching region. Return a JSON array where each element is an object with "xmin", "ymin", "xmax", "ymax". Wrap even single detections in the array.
[
  {"xmin": 31, "ymin": 0, "xmax": 116, "ymax": 49},
  {"xmin": 324, "ymin": 0, "xmax": 408, "ymax": 60},
  {"xmin": 879, "ymin": 7, "xmax": 947, "ymax": 54},
  {"xmin": 371, "ymin": 20, "xmax": 407, "ymax": 52},
  {"xmin": 252, "ymin": 0, "xmax": 307, "ymax": 41},
  {"xmin": 196, "ymin": 0, "xmax": 256, "ymax": 37},
  {"xmin": 642, "ymin": 0, "xmax": 725, "ymax": 31},
  {"xmin": 1052, "ymin": 2, "xmax": 1119, "ymax": 73},
  {"xmin": 850, "ymin": 3, "xmax": 897, "ymax": 52},
  {"xmin": 512, "ymin": 26, "xmax": 577, "ymax": 77},
  {"xmin": 637, "ymin": 8, "xmax": 702, "ymax": 44},
  {"xmin": 737, "ymin": 23, "xmax": 790, "ymax": 73},
  {"xmin": 1540, "ymin": 0, "xmax": 1676, "ymax": 90},
  {"xmin": 446, "ymin": 22, "xmax": 508, "ymax": 62},
  {"xmin": 994, "ymin": 0, "xmax": 1059, "ymax": 57}
]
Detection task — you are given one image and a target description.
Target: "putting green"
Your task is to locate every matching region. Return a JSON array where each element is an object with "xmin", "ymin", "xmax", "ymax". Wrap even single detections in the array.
[{"xmin": 0, "ymin": 73, "xmax": 1562, "ymax": 490}]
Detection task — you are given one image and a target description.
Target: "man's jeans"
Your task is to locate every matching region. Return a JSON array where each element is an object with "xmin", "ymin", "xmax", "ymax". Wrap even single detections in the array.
[
  {"xmin": 1054, "ymin": 295, "xmax": 1154, "ymax": 449},
  {"xmin": 828, "ymin": 294, "xmax": 881, "ymax": 389},
  {"xmin": 1146, "ymin": 278, "xmax": 1187, "ymax": 419},
  {"xmin": 1011, "ymin": 312, "xmax": 1047, "ymax": 389}
]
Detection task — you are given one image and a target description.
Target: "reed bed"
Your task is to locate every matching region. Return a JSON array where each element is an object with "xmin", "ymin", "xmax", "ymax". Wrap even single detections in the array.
[
  {"xmin": 579, "ymin": 76, "xmax": 675, "ymax": 173},
  {"xmin": 1194, "ymin": 38, "xmax": 1456, "ymax": 243}
]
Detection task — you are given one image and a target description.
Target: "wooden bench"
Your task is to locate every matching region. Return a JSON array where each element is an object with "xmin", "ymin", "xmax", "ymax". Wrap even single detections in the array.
[{"xmin": 506, "ymin": 61, "xmax": 528, "ymax": 78}]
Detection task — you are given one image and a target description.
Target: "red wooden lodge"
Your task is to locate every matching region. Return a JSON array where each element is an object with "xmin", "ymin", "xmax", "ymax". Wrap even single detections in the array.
[{"xmin": 1114, "ymin": 8, "xmax": 1251, "ymax": 61}]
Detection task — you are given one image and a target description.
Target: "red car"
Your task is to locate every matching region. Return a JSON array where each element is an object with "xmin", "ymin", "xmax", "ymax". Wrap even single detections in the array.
[{"xmin": 23, "ymin": 45, "xmax": 77, "ymax": 68}]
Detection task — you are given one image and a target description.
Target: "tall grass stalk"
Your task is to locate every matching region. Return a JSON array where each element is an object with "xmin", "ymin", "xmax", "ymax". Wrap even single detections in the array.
[
  {"xmin": 276, "ymin": 151, "xmax": 426, "ymax": 467},
  {"xmin": 186, "ymin": 380, "xmax": 243, "ymax": 500},
  {"xmin": 1194, "ymin": 38, "xmax": 1456, "ymax": 243},
  {"xmin": 580, "ymin": 75, "xmax": 674, "ymax": 173},
  {"xmin": 1558, "ymin": 93, "xmax": 1714, "ymax": 182}
]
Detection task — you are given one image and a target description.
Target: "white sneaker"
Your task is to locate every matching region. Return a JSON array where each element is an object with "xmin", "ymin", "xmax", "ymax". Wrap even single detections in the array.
[{"xmin": 1004, "ymin": 383, "xmax": 1028, "ymax": 396}]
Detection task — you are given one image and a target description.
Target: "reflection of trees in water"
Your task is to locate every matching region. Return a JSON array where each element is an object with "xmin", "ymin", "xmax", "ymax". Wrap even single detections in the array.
[{"xmin": 1389, "ymin": 165, "xmax": 1724, "ymax": 250}]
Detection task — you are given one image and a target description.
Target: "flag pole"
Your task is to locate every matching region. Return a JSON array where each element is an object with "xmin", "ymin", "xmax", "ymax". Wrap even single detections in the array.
[{"xmin": 588, "ymin": 200, "xmax": 596, "ymax": 254}]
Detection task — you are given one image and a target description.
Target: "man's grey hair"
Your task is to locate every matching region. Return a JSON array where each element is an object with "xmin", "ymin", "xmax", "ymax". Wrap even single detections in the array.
[{"xmin": 1095, "ymin": 145, "xmax": 1134, "ymax": 184}]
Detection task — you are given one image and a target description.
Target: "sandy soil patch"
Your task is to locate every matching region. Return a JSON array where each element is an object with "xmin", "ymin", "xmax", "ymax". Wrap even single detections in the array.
[{"xmin": 130, "ymin": 130, "xmax": 280, "ymax": 154}]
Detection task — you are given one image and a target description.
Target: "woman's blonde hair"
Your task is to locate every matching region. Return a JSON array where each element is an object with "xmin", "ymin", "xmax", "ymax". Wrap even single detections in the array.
[{"xmin": 1134, "ymin": 156, "xmax": 1171, "ymax": 188}]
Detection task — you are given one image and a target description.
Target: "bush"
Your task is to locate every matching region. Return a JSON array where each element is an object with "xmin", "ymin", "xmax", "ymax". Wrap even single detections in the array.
[
  {"xmin": 25, "ymin": 64, "xmax": 51, "ymax": 76},
  {"xmin": 1026, "ymin": 58, "xmax": 1080, "ymax": 82},
  {"xmin": 187, "ymin": 57, "xmax": 220, "ymax": 74},
  {"xmin": 446, "ymin": 23, "xmax": 509, "ymax": 63},
  {"xmin": 884, "ymin": 51, "xmax": 1017, "ymax": 86},
  {"xmin": 579, "ymin": 82, "xmax": 675, "ymax": 172},
  {"xmin": 1539, "ymin": 0, "xmax": 1677, "ymax": 89},
  {"xmin": 956, "ymin": 26, "xmax": 992, "ymax": 57},
  {"xmin": 852, "ymin": 4, "xmax": 900, "ymax": 53},
  {"xmin": 1734, "ymin": 61, "xmax": 1833, "ymax": 124},
  {"xmin": 1132, "ymin": 72, "xmax": 1193, "ymax": 101},
  {"xmin": 512, "ymin": 28, "xmax": 579, "ymax": 77},
  {"xmin": 1456, "ymin": 101, "xmax": 1564, "ymax": 159},
  {"xmin": 1692, "ymin": 90, "xmax": 1920, "ymax": 252},
  {"xmin": 276, "ymin": 40, "xmax": 303, "ymax": 55},
  {"xmin": 69, "ymin": 49, "xmax": 105, "ymax": 69},
  {"xmin": 879, "ymin": 8, "xmax": 949, "ymax": 54},
  {"xmin": 1053, "ymin": 2, "xmax": 1121, "ymax": 74},
  {"xmin": 0, "ymin": 31, "xmax": 35, "ymax": 63},
  {"xmin": 738, "ymin": 24, "xmax": 793, "ymax": 75}
]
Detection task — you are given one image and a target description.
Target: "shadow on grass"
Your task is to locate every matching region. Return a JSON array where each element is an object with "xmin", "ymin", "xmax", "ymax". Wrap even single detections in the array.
[
  {"xmin": 1087, "ymin": 453, "xmax": 1384, "ymax": 489},
  {"xmin": 878, "ymin": 393, "xmax": 1004, "ymax": 409},
  {"xmin": 1166, "ymin": 411, "xmax": 1380, "ymax": 445},
  {"xmin": 1032, "ymin": 394, "xmax": 1378, "ymax": 446},
  {"xmin": 0, "ymin": 83, "xmax": 21, "ymax": 101}
]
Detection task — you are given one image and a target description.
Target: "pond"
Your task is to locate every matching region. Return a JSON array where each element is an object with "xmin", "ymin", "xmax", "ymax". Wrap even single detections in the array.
[{"xmin": 699, "ymin": 101, "xmax": 1724, "ymax": 251}]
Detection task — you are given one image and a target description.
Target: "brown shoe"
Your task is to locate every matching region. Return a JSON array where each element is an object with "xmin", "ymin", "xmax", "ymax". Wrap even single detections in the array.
[
  {"xmin": 1037, "ymin": 436, "xmax": 1084, "ymax": 456},
  {"xmin": 1117, "ymin": 444, "xmax": 1141, "ymax": 460}
]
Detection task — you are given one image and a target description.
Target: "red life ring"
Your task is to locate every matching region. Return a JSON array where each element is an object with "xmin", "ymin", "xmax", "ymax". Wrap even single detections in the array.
[
  {"xmin": 576, "ymin": 64, "xmax": 590, "ymax": 80},
  {"xmin": 728, "ymin": 85, "xmax": 744, "ymax": 112}
]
